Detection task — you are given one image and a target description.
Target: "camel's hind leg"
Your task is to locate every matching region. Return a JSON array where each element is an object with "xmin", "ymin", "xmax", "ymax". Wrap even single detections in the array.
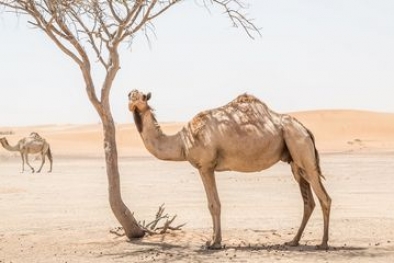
[
  {"xmin": 285, "ymin": 164, "xmax": 315, "ymax": 247},
  {"xmin": 309, "ymin": 174, "xmax": 331, "ymax": 249},
  {"xmin": 287, "ymin": 161, "xmax": 331, "ymax": 250},
  {"xmin": 36, "ymin": 153, "xmax": 46, "ymax": 173},
  {"xmin": 47, "ymin": 147, "xmax": 53, "ymax": 172},
  {"xmin": 282, "ymin": 115, "xmax": 331, "ymax": 249}
]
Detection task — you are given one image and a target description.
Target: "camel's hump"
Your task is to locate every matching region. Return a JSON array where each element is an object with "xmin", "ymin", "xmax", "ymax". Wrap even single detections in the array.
[
  {"xmin": 231, "ymin": 93, "xmax": 263, "ymax": 105},
  {"xmin": 188, "ymin": 93, "xmax": 268, "ymax": 136}
]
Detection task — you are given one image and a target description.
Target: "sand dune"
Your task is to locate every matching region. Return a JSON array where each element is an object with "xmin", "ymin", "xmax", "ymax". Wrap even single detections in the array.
[
  {"xmin": 290, "ymin": 110, "xmax": 394, "ymax": 152},
  {"xmin": 1, "ymin": 110, "xmax": 394, "ymax": 157}
]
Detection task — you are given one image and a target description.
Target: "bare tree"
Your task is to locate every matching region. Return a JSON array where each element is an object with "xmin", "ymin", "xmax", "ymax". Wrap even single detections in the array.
[{"xmin": 0, "ymin": 0, "xmax": 259, "ymax": 240}]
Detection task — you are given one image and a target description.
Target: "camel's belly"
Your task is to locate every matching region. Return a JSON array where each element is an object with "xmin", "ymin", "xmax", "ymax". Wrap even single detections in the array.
[
  {"xmin": 214, "ymin": 140, "xmax": 285, "ymax": 172},
  {"xmin": 184, "ymin": 115, "xmax": 286, "ymax": 172},
  {"xmin": 215, "ymin": 152, "xmax": 282, "ymax": 172}
]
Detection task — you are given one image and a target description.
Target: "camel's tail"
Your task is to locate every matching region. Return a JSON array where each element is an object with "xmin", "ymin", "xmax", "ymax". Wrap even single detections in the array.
[{"xmin": 304, "ymin": 127, "xmax": 325, "ymax": 180}]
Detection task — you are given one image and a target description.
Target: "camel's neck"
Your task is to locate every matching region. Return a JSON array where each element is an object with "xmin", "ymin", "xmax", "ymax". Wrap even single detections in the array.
[
  {"xmin": 0, "ymin": 139, "xmax": 20, "ymax": 152},
  {"xmin": 134, "ymin": 110, "xmax": 186, "ymax": 161}
]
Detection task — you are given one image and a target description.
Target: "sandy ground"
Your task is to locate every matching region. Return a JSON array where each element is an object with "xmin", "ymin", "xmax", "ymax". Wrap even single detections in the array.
[{"xmin": 1, "ymin": 110, "xmax": 394, "ymax": 262}]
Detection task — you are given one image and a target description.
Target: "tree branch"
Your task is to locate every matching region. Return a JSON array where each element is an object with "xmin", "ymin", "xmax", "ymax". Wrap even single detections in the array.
[
  {"xmin": 211, "ymin": 0, "xmax": 261, "ymax": 39},
  {"xmin": 68, "ymin": 8, "xmax": 109, "ymax": 69}
]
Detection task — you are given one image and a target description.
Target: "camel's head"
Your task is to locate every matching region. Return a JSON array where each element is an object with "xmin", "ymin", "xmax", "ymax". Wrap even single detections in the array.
[{"xmin": 128, "ymin": 89, "xmax": 151, "ymax": 113}]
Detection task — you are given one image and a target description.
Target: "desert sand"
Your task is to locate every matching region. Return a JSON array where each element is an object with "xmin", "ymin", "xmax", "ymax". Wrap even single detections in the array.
[{"xmin": 1, "ymin": 109, "xmax": 394, "ymax": 262}]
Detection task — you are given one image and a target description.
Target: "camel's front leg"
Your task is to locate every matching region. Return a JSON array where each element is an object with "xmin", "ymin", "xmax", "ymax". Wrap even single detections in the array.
[
  {"xmin": 24, "ymin": 153, "xmax": 35, "ymax": 173},
  {"xmin": 20, "ymin": 153, "xmax": 25, "ymax": 173},
  {"xmin": 199, "ymin": 168, "xmax": 222, "ymax": 249}
]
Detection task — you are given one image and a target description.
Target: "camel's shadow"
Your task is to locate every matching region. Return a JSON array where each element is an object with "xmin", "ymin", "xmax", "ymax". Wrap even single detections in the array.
[
  {"xmin": 122, "ymin": 238, "xmax": 368, "ymax": 256},
  {"xmin": 98, "ymin": 231, "xmax": 371, "ymax": 261},
  {"xmin": 195, "ymin": 243, "xmax": 366, "ymax": 254}
]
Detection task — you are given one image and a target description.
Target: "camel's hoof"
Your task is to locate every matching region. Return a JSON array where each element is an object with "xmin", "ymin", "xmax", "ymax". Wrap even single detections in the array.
[
  {"xmin": 316, "ymin": 243, "xmax": 329, "ymax": 251},
  {"xmin": 205, "ymin": 241, "xmax": 223, "ymax": 250},
  {"xmin": 284, "ymin": 240, "xmax": 299, "ymax": 247}
]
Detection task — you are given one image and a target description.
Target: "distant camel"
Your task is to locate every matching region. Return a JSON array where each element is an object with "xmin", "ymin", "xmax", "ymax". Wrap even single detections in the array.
[
  {"xmin": 0, "ymin": 132, "xmax": 53, "ymax": 173},
  {"xmin": 128, "ymin": 90, "xmax": 331, "ymax": 250}
]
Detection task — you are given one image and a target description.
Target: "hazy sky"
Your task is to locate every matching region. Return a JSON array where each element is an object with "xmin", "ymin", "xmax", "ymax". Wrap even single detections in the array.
[{"xmin": 1, "ymin": 0, "xmax": 393, "ymax": 126}]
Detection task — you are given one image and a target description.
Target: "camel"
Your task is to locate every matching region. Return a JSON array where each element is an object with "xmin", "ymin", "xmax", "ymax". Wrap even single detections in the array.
[
  {"xmin": 128, "ymin": 90, "xmax": 331, "ymax": 250},
  {"xmin": 0, "ymin": 132, "xmax": 53, "ymax": 173}
]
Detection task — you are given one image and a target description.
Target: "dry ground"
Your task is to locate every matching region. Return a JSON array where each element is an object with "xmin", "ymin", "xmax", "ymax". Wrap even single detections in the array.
[{"xmin": 1, "ymin": 152, "xmax": 394, "ymax": 263}]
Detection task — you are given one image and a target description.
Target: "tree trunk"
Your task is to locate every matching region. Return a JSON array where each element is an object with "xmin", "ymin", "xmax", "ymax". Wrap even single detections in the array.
[{"xmin": 101, "ymin": 112, "xmax": 145, "ymax": 239}]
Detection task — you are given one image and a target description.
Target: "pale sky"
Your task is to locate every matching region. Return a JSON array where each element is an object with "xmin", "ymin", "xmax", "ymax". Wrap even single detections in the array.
[{"xmin": 1, "ymin": 0, "xmax": 393, "ymax": 127}]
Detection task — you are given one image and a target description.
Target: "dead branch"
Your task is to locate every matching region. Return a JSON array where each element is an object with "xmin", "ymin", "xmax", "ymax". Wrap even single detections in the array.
[
  {"xmin": 110, "ymin": 204, "xmax": 186, "ymax": 237},
  {"xmin": 140, "ymin": 203, "xmax": 186, "ymax": 235}
]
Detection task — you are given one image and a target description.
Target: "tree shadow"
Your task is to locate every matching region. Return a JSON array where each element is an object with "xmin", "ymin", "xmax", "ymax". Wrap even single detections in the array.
[{"xmin": 95, "ymin": 237, "xmax": 192, "ymax": 262}]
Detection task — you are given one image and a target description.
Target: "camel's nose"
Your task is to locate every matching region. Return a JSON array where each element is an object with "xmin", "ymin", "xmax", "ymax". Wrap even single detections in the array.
[{"xmin": 128, "ymin": 89, "xmax": 140, "ymax": 101}]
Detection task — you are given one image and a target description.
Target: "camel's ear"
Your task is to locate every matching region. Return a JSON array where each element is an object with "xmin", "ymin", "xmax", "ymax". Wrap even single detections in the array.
[{"xmin": 146, "ymin": 92, "xmax": 152, "ymax": 101}]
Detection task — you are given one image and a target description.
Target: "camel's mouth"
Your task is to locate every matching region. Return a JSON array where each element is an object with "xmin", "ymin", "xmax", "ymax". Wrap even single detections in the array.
[{"xmin": 128, "ymin": 102, "xmax": 136, "ymax": 112}]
